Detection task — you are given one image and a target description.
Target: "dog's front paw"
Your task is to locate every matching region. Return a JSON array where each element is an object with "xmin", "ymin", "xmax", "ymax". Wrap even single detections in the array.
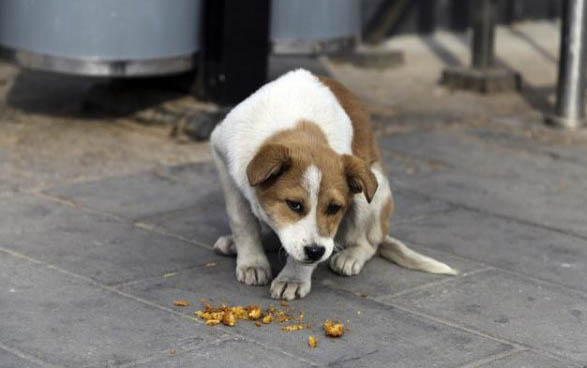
[
  {"xmin": 236, "ymin": 258, "xmax": 272, "ymax": 286},
  {"xmin": 270, "ymin": 278, "xmax": 311, "ymax": 300},
  {"xmin": 329, "ymin": 250, "xmax": 366, "ymax": 276}
]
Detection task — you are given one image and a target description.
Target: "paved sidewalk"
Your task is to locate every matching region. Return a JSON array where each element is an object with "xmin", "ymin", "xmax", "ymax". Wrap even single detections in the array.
[{"xmin": 2, "ymin": 22, "xmax": 587, "ymax": 368}]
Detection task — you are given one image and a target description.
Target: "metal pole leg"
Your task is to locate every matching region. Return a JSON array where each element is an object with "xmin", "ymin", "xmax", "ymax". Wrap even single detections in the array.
[
  {"xmin": 547, "ymin": 0, "xmax": 587, "ymax": 129},
  {"xmin": 440, "ymin": 0, "xmax": 521, "ymax": 93},
  {"xmin": 472, "ymin": 0, "xmax": 497, "ymax": 69}
]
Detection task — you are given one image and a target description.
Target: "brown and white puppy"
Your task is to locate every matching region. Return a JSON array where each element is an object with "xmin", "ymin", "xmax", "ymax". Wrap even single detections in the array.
[{"xmin": 210, "ymin": 69, "xmax": 456, "ymax": 300}]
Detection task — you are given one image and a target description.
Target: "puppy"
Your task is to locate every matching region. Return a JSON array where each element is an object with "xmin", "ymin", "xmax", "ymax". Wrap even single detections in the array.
[{"xmin": 210, "ymin": 69, "xmax": 457, "ymax": 300}]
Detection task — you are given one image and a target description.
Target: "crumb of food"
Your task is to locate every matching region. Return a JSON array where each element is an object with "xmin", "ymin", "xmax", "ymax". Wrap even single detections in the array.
[
  {"xmin": 222, "ymin": 311, "xmax": 236, "ymax": 327},
  {"xmin": 209, "ymin": 311, "xmax": 224, "ymax": 321},
  {"xmin": 262, "ymin": 313, "xmax": 273, "ymax": 324},
  {"xmin": 324, "ymin": 320, "xmax": 344, "ymax": 337},
  {"xmin": 168, "ymin": 348, "xmax": 176, "ymax": 355},
  {"xmin": 276, "ymin": 310, "xmax": 291, "ymax": 323},
  {"xmin": 247, "ymin": 306, "xmax": 262, "ymax": 320},
  {"xmin": 255, "ymin": 321, "xmax": 262, "ymax": 327},
  {"xmin": 174, "ymin": 300, "xmax": 189, "ymax": 307},
  {"xmin": 205, "ymin": 261, "xmax": 217, "ymax": 267},
  {"xmin": 163, "ymin": 272, "xmax": 177, "ymax": 278},
  {"xmin": 205, "ymin": 319, "xmax": 221, "ymax": 326},
  {"xmin": 231, "ymin": 305, "xmax": 248, "ymax": 319},
  {"xmin": 308, "ymin": 335, "xmax": 317, "ymax": 348},
  {"xmin": 281, "ymin": 324, "xmax": 306, "ymax": 332}
]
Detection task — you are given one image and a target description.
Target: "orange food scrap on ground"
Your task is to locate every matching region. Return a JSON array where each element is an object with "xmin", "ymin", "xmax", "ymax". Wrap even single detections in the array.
[
  {"xmin": 308, "ymin": 335, "xmax": 317, "ymax": 348},
  {"xmin": 247, "ymin": 306, "xmax": 262, "ymax": 320},
  {"xmin": 205, "ymin": 319, "xmax": 221, "ymax": 326},
  {"xmin": 262, "ymin": 313, "xmax": 273, "ymax": 324},
  {"xmin": 255, "ymin": 321, "xmax": 262, "ymax": 327},
  {"xmin": 281, "ymin": 324, "xmax": 306, "ymax": 332},
  {"xmin": 324, "ymin": 320, "xmax": 344, "ymax": 337},
  {"xmin": 222, "ymin": 311, "xmax": 236, "ymax": 327},
  {"xmin": 174, "ymin": 300, "xmax": 189, "ymax": 307}
]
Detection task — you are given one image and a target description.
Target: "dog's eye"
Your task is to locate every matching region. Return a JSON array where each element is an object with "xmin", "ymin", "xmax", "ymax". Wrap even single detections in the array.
[
  {"xmin": 326, "ymin": 203, "xmax": 342, "ymax": 215},
  {"xmin": 286, "ymin": 200, "xmax": 304, "ymax": 213}
]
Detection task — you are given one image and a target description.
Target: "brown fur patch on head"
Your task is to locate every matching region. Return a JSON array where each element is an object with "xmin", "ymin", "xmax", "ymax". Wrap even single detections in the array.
[
  {"xmin": 379, "ymin": 195, "xmax": 395, "ymax": 238},
  {"xmin": 251, "ymin": 121, "xmax": 355, "ymax": 237},
  {"xmin": 343, "ymin": 155, "xmax": 378, "ymax": 203},
  {"xmin": 247, "ymin": 144, "xmax": 291, "ymax": 187}
]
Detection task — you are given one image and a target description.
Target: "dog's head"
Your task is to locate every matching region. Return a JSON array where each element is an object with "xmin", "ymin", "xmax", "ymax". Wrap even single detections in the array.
[{"xmin": 247, "ymin": 139, "xmax": 377, "ymax": 264}]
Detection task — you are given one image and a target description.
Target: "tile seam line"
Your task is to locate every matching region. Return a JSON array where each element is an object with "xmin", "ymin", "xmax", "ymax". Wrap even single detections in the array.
[
  {"xmin": 323, "ymin": 282, "xmax": 524, "ymax": 349},
  {"xmin": 396, "ymin": 185, "xmax": 587, "ymax": 242},
  {"xmin": 388, "ymin": 301, "xmax": 587, "ymax": 365},
  {"xmin": 21, "ymin": 188, "xmax": 587, "ymax": 301},
  {"xmin": 395, "ymin": 232, "xmax": 587, "ymax": 298},
  {"xmin": 377, "ymin": 266, "xmax": 495, "ymax": 300},
  {"xmin": 0, "ymin": 342, "xmax": 62, "ymax": 368},
  {"xmin": 115, "ymin": 335, "xmax": 320, "ymax": 368},
  {"xmin": 0, "ymin": 247, "xmax": 322, "ymax": 368},
  {"xmin": 20, "ymin": 188, "xmax": 587, "ymax": 298},
  {"xmin": 28, "ymin": 190, "xmax": 215, "ymax": 251},
  {"xmin": 454, "ymin": 348, "xmax": 528, "ymax": 368}
]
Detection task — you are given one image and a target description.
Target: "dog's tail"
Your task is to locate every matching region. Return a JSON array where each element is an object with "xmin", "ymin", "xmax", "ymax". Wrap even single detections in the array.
[{"xmin": 378, "ymin": 236, "xmax": 459, "ymax": 275}]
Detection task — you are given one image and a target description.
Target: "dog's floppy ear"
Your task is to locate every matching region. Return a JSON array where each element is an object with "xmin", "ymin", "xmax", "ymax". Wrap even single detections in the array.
[
  {"xmin": 343, "ymin": 154, "xmax": 378, "ymax": 203},
  {"xmin": 247, "ymin": 144, "xmax": 291, "ymax": 186}
]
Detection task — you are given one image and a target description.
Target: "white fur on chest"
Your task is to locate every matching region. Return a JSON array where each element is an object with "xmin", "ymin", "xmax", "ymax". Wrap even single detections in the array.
[{"xmin": 210, "ymin": 69, "xmax": 353, "ymax": 206}]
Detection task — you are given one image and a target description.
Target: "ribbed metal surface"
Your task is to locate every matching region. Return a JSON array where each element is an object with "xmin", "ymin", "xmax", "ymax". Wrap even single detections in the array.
[
  {"xmin": 270, "ymin": 0, "xmax": 360, "ymax": 54},
  {"xmin": 0, "ymin": 0, "xmax": 202, "ymax": 76}
]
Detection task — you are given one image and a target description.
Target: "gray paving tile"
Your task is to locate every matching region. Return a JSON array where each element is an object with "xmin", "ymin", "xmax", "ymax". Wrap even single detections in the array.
[
  {"xmin": 469, "ymin": 128, "xmax": 587, "ymax": 167},
  {"xmin": 0, "ymin": 348, "xmax": 44, "ymax": 368},
  {"xmin": 0, "ymin": 251, "xmax": 223, "ymax": 368},
  {"xmin": 119, "ymin": 258, "xmax": 513, "ymax": 368},
  {"xmin": 46, "ymin": 162, "xmax": 218, "ymax": 219},
  {"xmin": 389, "ymin": 189, "xmax": 453, "ymax": 223},
  {"xmin": 137, "ymin": 187, "xmax": 228, "ymax": 247},
  {"xmin": 392, "ymin": 208, "xmax": 587, "ymax": 293},
  {"xmin": 475, "ymin": 351, "xmax": 579, "ymax": 368},
  {"xmin": 392, "ymin": 269, "xmax": 587, "ymax": 363},
  {"xmin": 315, "ymin": 245, "xmax": 481, "ymax": 299},
  {"xmin": 134, "ymin": 337, "xmax": 312, "ymax": 368},
  {"xmin": 379, "ymin": 131, "xmax": 587, "ymax": 237},
  {"xmin": 0, "ymin": 195, "xmax": 218, "ymax": 285}
]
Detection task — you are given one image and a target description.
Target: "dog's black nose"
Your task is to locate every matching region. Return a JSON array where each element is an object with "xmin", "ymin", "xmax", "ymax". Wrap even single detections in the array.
[{"xmin": 304, "ymin": 245, "xmax": 325, "ymax": 261}]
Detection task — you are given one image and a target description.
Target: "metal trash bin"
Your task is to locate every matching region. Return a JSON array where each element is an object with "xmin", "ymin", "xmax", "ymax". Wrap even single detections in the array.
[
  {"xmin": 0, "ymin": 0, "xmax": 202, "ymax": 77},
  {"xmin": 270, "ymin": 0, "xmax": 360, "ymax": 55}
]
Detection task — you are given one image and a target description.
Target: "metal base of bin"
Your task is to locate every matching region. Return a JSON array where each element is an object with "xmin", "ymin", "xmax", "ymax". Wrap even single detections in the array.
[
  {"xmin": 544, "ymin": 114, "xmax": 585, "ymax": 130},
  {"xmin": 329, "ymin": 48, "xmax": 404, "ymax": 70},
  {"xmin": 440, "ymin": 66, "xmax": 522, "ymax": 93},
  {"xmin": 0, "ymin": 45, "xmax": 196, "ymax": 77},
  {"xmin": 272, "ymin": 36, "xmax": 357, "ymax": 55}
]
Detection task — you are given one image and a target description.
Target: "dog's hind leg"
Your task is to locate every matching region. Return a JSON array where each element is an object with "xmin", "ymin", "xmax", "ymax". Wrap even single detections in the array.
[
  {"xmin": 330, "ymin": 165, "xmax": 390, "ymax": 276},
  {"xmin": 212, "ymin": 149, "xmax": 272, "ymax": 285}
]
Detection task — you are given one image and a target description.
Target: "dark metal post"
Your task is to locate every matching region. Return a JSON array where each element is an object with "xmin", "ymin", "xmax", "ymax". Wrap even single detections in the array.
[
  {"xmin": 546, "ymin": 0, "xmax": 587, "ymax": 129},
  {"xmin": 440, "ymin": 0, "xmax": 521, "ymax": 93},
  {"xmin": 197, "ymin": 0, "xmax": 271, "ymax": 105},
  {"xmin": 471, "ymin": 0, "xmax": 497, "ymax": 68}
]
